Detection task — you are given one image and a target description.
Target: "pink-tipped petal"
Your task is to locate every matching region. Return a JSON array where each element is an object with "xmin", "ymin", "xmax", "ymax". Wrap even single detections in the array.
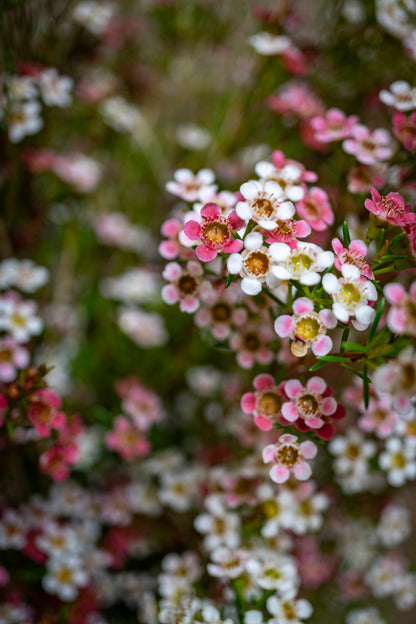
[
  {"xmin": 223, "ymin": 239, "xmax": 243, "ymax": 253},
  {"xmin": 262, "ymin": 444, "xmax": 277, "ymax": 463},
  {"xmin": 293, "ymin": 297, "xmax": 314, "ymax": 315},
  {"xmin": 274, "ymin": 315, "xmax": 293, "ymax": 337},
  {"xmin": 300, "ymin": 440, "xmax": 317, "ymax": 459},
  {"xmin": 254, "ymin": 415, "xmax": 273, "ymax": 431},
  {"xmin": 284, "ymin": 379, "xmax": 303, "ymax": 399},
  {"xmin": 384, "ymin": 282, "xmax": 406, "ymax": 305},
  {"xmin": 201, "ymin": 202, "xmax": 221, "ymax": 220},
  {"xmin": 281, "ymin": 401, "xmax": 299, "ymax": 422},
  {"xmin": 254, "ymin": 373, "xmax": 274, "ymax": 391},
  {"xmin": 196, "ymin": 244, "xmax": 218, "ymax": 262},
  {"xmin": 184, "ymin": 220, "xmax": 202, "ymax": 240},
  {"xmin": 321, "ymin": 396, "xmax": 337, "ymax": 415},
  {"xmin": 293, "ymin": 461, "xmax": 312, "ymax": 481},
  {"xmin": 241, "ymin": 392, "xmax": 256, "ymax": 413},
  {"xmin": 270, "ymin": 464, "xmax": 290, "ymax": 483},
  {"xmin": 306, "ymin": 376, "xmax": 326, "ymax": 394},
  {"xmin": 312, "ymin": 335, "xmax": 332, "ymax": 356}
]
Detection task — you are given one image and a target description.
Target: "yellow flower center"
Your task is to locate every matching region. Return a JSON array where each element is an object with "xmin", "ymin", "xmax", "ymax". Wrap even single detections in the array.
[
  {"xmin": 294, "ymin": 314, "xmax": 321, "ymax": 341},
  {"xmin": 295, "ymin": 391, "xmax": 320, "ymax": 417},
  {"xmin": 253, "ymin": 197, "xmax": 275, "ymax": 220}
]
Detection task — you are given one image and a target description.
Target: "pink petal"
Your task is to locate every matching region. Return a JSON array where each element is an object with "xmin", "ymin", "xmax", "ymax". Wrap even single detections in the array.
[
  {"xmin": 228, "ymin": 211, "xmax": 246, "ymax": 230},
  {"xmin": 293, "ymin": 297, "xmax": 314, "ymax": 315},
  {"xmin": 281, "ymin": 401, "xmax": 299, "ymax": 422},
  {"xmin": 274, "ymin": 315, "xmax": 293, "ymax": 338},
  {"xmin": 312, "ymin": 335, "xmax": 332, "ymax": 356},
  {"xmin": 196, "ymin": 244, "xmax": 217, "ymax": 262},
  {"xmin": 241, "ymin": 392, "xmax": 256, "ymax": 413},
  {"xmin": 270, "ymin": 464, "xmax": 290, "ymax": 483},
  {"xmin": 201, "ymin": 202, "xmax": 221, "ymax": 220},
  {"xmin": 254, "ymin": 415, "xmax": 273, "ymax": 431},
  {"xmin": 305, "ymin": 416, "xmax": 324, "ymax": 428},
  {"xmin": 316, "ymin": 423, "xmax": 335, "ymax": 440},
  {"xmin": 222, "ymin": 239, "xmax": 243, "ymax": 253},
  {"xmin": 180, "ymin": 298, "xmax": 199, "ymax": 313},
  {"xmin": 254, "ymin": 373, "xmax": 274, "ymax": 391},
  {"xmin": 161, "ymin": 284, "xmax": 179, "ymax": 304},
  {"xmin": 159, "ymin": 241, "xmax": 179, "ymax": 259},
  {"xmin": 293, "ymin": 461, "xmax": 312, "ymax": 481},
  {"xmin": 350, "ymin": 239, "xmax": 367, "ymax": 256},
  {"xmin": 262, "ymin": 444, "xmax": 276, "ymax": 463},
  {"xmin": 300, "ymin": 440, "xmax": 317, "ymax": 459},
  {"xmin": 384, "ymin": 282, "xmax": 406, "ymax": 305},
  {"xmin": 306, "ymin": 376, "xmax": 326, "ymax": 394},
  {"xmin": 284, "ymin": 379, "xmax": 303, "ymax": 399},
  {"xmin": 321, "ymin": 396, "xmax": 337, "ymax": 415},
  {"xmin": 184, "ymin": 220, "xmax": 202, "ymax": 240},
  {"xmin": 319, "ymin": 308, "xmax": 337, "ymax": 329},
  {"xmin": 161, "ymin": 218, "xmax": 181, "ymax": 237}
]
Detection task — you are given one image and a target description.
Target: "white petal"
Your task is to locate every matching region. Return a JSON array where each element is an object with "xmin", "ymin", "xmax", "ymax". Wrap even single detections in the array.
[
  {"xmin": 242, "ymin": 278, "xmax": 262, "ymax": 295},
  {"xmin": 236, "ymin": 201, "xmax": 252, "ymax": 221},
  {"xmin": 286, "ymin": 185, "xmax": 304, "ymax": 201},
  {"xmin": 258, "ymin": 219, "xmax": 278, "ymax": 230},
  {"xmin": 333, "ymin": 302, "xmax": 349, "ymax": 323},
  {"xmin": 240, "ymin": 180, "xmax": 260, "ymax": 200},
  {"xmin": 244, "ymin": 232, "xmax": 264, "ymax": 250},
  {"xmin": 355, "ymin": 305, "xmax": 375, "ymax": 325},
  {"xmin": 272, "ymin": 266, "xmax": 292, "ymax": 280},
  {"xmin": 276, "ymin": 201, "xmax": 295, "ymax": 220},
  {"xmin": 269, "ymin": 242, "xmax": 291, "ymax": 262},
  {"xmin": 341, "ymin": 263, "xmax": 360, "ymax": 279},
  {"xmin": 227, "ymin": 254, "xmax": 243, "ymax": 274},
  {"xmin": 317, "ymin": 251, "xmax": 334, "ymax": 269},
  {"xmin": 300, "ymin": 272, "xmax": 320, "ymax": 285},
  {"xmin": 322, "ymin": 273, "xmax": 338, "ymax": 294}
]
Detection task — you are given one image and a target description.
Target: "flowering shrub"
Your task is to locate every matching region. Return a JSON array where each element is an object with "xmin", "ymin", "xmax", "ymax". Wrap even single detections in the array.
[{"xmin": 1, "ymin": 1, "xmax": 416, "ymax": 623}]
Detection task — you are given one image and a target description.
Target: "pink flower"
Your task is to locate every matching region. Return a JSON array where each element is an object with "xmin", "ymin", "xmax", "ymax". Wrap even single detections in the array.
[
  {"xmin": 282, "ymin": 377, "xmax": 337, "ymax": 430},
  {"xmin": 162, "ymin": 260, "xmax": 211, "ymax": 313},
  {"xmin": 230, "ymin": 322, "xmax": 274, "ymax": 369},
  {"xmin": 384, "ymin": 281, "xmax": 416, "ymax": 337},
  {"xmin": 364, "ymin": 187, "xmax": 416, "ymax": 227},
  {"xmin": 105, "ymin": 416, "xmax": 150, "ymax": 460},
  {"xmin": 0, "ymin": 337, "xmax": 29, "ymax": 382},
  {"xmin": 275, "ymin": 297, "xmax": 336, "ymax": 357},
  {"xmin": 183, "ymin": 203, "xmax": 244, "ymax": 262},
  {"xmin": 265, "ymin": 218, "xmax": 311, "ymax": 249},
  {"xmin": 27, "ymin": 388, "xmax": 66, "ymax": 438},
  {"xmin": 241, "ymin": 373, "xmax": 287, "ymax": 431},
  {"xmin": 262, "ymin": 433, "xmax": 317, "ymax": 483},
  {"xmin": 266, "ymin": 81, "xmax": 325, "ymax": 120},
  {"xmin": 347, "ymin": 164, "xmax": 386, "ymax": 194},
  {"xmin": 358, "ymin": 394, "xmax": 399, "ymax": 439},
  {"xmin": 271, "ymin": 150, "xmax": 317, "ymax": 183},
  {"xmin": 295, "ymin": 185, "xmax": 334, "ymax": 231},
  {"xmin": 343, "ymin": 124, "xmax": 393, "ymax": 165},
  {"xmin": 39, "ymin": 443, "xmax": 78, "ymax": 482},
  {"xmin": 332, "ymin": 238, "xmax": 374, "ymax": 279},
  {"xmin": 310, "ymin": 108, "xmax": 359, "ymax": 142},
  {"xmin": 195, "ymin": 282, "xmax": 247, "ymax": 340},
  {"xmin": 392, "ymin": 111, "xmax": 416, "ymax": 151},
  {"xmin": 404, "ymin": 222, "xmax": 416, "ymax": 260},
  {"xmin": 115, "ymin": 377, "xmax": 164, "ymax": 430}
]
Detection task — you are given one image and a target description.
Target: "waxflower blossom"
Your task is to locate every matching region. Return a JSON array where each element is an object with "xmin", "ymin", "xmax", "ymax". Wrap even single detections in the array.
[
  {"xmin": 358, "ymin": 393, "xmax": 399, "ymax": 439},
  {"xmin": 329, "ymin": 428, "xmax": 377, "ymax": 477},
  {"xmin": 159, "ymin": 217, "xmax": 194, "ymax": 260},
  {"xmin": 281, "ymin": 377, "xmax": 338, "ymax": 431},
  {"xmin": 165, "ymin": 168, "xmax": 217, "ymax": 202},
  {"xmin": 392, "ymin": 111, "xmax": 416, "ymax": 150},
  {"xmin": 229, "ymin": 322, "xmax": 275, "ymax": 369},
  {"xmin": 0, "ymin": 259, "xmax": 49, "ymax": 293},
  {"xmin": 342, "ymin": 124, "xmax": 393, "ymax": 164},
  {"xmin": 266, "ymin": 589, "xmax": 313, "ymax": 624},
  {"xmin": 227, "ymin": 232, "xmax": 290, "ymax": 296},
  {"xmin": 379, "ymin": 80, "xmax": 416, "ymax": 111},
  {"xmin": 379, "ymin": 437, "xmax": 416, "ymax": 486},
  {"xmin": 254, "ymin": 160, "xmax": 305, "ymax": 202},
  {"xmin": 162, "ymin": 260, "xmax": 211, "ymax": 313},
  {"xmin": 207, "ymin": 546, "xmax": 247, "ymax": 579},
  {"xmin": 0, "ymin": 337, "xmax": 29, "ymax": 382},
  {"xmin": 364, "ymin": 187, "xmax": 416, "ymax": 227},
  {"xmin": 236, "ymin": 179, "xmax": 295, "ymax": 230},
  {"xmin": 27, "ymin": 388, "xmax": 66, "ymax": 438},
  {"xmin": 275, "ymin": 297, "xmax": 336, "ymax": 357},
  {"xmin": 295, "ymin": 185, "xmax": 334, "ymax": 231},
  {"xmin": 115, "ymin": 377, "xmax": 164, "ymax": 431},
  {"xmin": 310, "ymin": 107, "xmax": 359, "ymax": 142},
  {"xmin": 265, "ymin": 216, "xmax": 311, "ymax": 249},
  {"xmin": 332, "ymin": 237, "xmax": 374, "ymax": 279},
  {"xmin": 241, "ymin": 373, "xmax": 287, "ymax": 431},
  {"xmin": 183, "ymin": 202, "xmax": 244, "ymax": 262},
  {"xmin": 195, "ymin": 283, "xmax": 247, "ymax": 340},
  {"xmin": 0, "ymin": 295, "xmax": 43, "ymax": 342},
  {"xmin": 38, "ymin": 69, "xmax": 73, "ymax": 107},
  {"xmin": 384, "ymin": 281, "xmax": 416, "ymax": 336},
  {"xmin": 7, "ymin": 100, "xmax": 43, "ymax": 143},
  {"xmin": 322, "ymin": 264, "xmax": 377, "ymax": 329},
  {"xmin": 262, "ymin": 433, "xmax": 317, "ymax": 483},
  {"xmin": 249, "ymin": 32, "xmax": 292, "ymax": 55},
  {"xmin": 373, "ymin": 347, "xmax": 416, "ymax": 414},
  {"xmin": 245, "ymin": 553, "xmax": 299, "ymax": 592},
  {"xmin": 271, "ymin": 242, "xmax": 334, "ymax": 285},
  {"xmin": 105, "ymin": 416, "xmax": 150, "ymax": 461},
  {"xmin": 42, "ymin": 555, "xmax": 88, "ymax": 601}
]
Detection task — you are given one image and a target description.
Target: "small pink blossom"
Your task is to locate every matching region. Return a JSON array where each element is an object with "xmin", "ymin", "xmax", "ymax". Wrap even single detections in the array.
[
  {"xmin": 310, "ymin": 108, "xmax": 359, "ymax": 142},
  {"xmin": 295, "ymin": 185, "xmax": 334, "ymax": 231},
  {"xmin": 0, "ymin": 337, "xmax": 29, "ymax": 382},
  {"xmin": 384, "ymin": 281, "xmax": 416, "ymax": 337},
  {"xmin": 275, "ymin": 297, "xmax": 336, "ymax": 357},
  {"xmin": 364, "ymin": 187, "xmax": 416, "ymax": 227},
  {"xmin": 271, "ymin": 150, "xmax": 317, "ymax": 183},
  {"xmin": 265, "ymin": 217, "xmax": 311, "ymax": 249},
  {"xmin": 39, "ymin": 442, "xmax": 78, "ymax": 482},
  {"xmin": 162, "ymin": 260, "xmax": 211, "ymax": 313},
  {"xmin": 392, "ymin": 111, "xmax": 416, "ymax": 151},
  {"xmin": 281, "ymin": 377, "xmax": 338, "ymax": 431},
  {"xmin": 230, "ymin": 323, "xmax": 274, "ymax": 369},
  {"xmin": 105, "ymin": 416, "xmax": 150, "ymax": 460},
  {"xmin": 343, "ymin": 125, "xmax": 393, "ymax": 165},
  {"xmin": 240, "ymin": 373, "xmax": 287, "ymax": 431},
  {"xmin": 159, "ymin": 217, "xmax": 194, "ymax": 261},
  {"xmin": 262, "ymin": 433, "xmax": 317, "ymax": 483},
  {"xmin": 358, "ymin": 394, "xmax": 399, "ymax": 439},
  {"xmin": 266, "ymin": 81, "xmax": 325, "ymax": 120},
  {"xmin": 184, "ymin": 202, "xmax": 244, "ymax": 262},
  {"xmin": 347, "ymin": 164, "xmax": 386, "ymax": 194},
  {"xmin": 27, "ymin": 388, "xmax": 66, "ymax": 438},
  {"xmin": 195, "ymin": 282, "xmax": 247, "ymax": 340},
  {"xmin": 115, "ymin": 377, "xmax": 164, "ymax": 430},
  {"xmin": 332, "ymin": 238, "xmax": 374, "ymax": 279}
]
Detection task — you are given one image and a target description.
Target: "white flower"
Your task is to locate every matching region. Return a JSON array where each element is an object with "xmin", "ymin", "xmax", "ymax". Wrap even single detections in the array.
[
  {"xmin": 249, "ymin": 32, "xmax": 292, "ymax": 55},
  {"xmin": 117, "ymin": 307, "xmax": 168, "ymax": 347},
  {"xmin": 272, "ymin": 242, "xmax": 334, "ymax": 285},
  {"xmin": 39, "ymin": 69, "xmax": 73, "ymax": 107},
  {"xmin": 236, "ymin": 179, "xmax": 295, "ymax": 230},
  {"xmin": 100, "ymin": 96, "xmax": 143, "ymax": 134},
  {"xmin": 42, "ymin": 555, "xmax": 88, "ymax": 601},
  {"xmin": 379, "ymin": 80, "xmax": 416, "ymax": 111},
  {"xmin": 36, "ymin": 523, "xmax": 81, "ymax": 559},
  {"xmin": 207, "ymin": 546, "xmax": 247, "ymax": 579},
  {"xmin": 194, "ymin": 495, "xmax": 240, "ymax": 551},
  {"xmin": 379, "ymin": 437, "xmax": 416, "ymax": 486},
  {"xmin": 0, "ymin": 259, "xmax": 49, "ymax": 293},
  {"xmin": 0, "ymin": 510, "xmax": 27, "ymax": 549},
  {"xmin": 73, "ymin": 1, "xmax": 115, "ymax": 35},
  {"xmin": 329, "ymin": 428, "xmax": 376, "ymax": 476},
  {"xmin": 394, "ymin": 573, "xmax": 416, "ymax": 610},
  {"xmin": 365, "ymin": 555, "xmax": 404, "ymax": 598},
  {"xmin": 254, "ymin": 160, "xmax": 305, "ymax": 201},
  {"xmin": 245, "ymin": 553, "xmax": 299, "ymax": 592},
  {"xmin": 346, "ymin": 607, "xmax": 386, "ymax": 624},
  {"xmin": 0, "ymin": 296, "xmax": 43, "ymax": 342},
  {"xmin": 175, "ymin": 124, "xmax": 211, "ymax": 150},
  {"xmin": 8, "ymin": 100, "xmax": 43, "ymax": 142},
  {"xmin": 166, "ymin": 168, "xmax": 217, "ymax": 203},
  {"xmin": 322, "ymin": 264, "xmax": 377, "ymax": 328},
  {"xmin": 6, "ymin": 75, "xmax": 37, "ymax": 101},
  {"xmin": 377, "ymin": 503, "xmax": 411, "ymax": 546},
  {"xmin": 266, "ymin": 589, "xmax": 313, "ymax": 624}
]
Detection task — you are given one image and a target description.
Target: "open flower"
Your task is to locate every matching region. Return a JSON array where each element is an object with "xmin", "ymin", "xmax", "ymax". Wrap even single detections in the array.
[
  {"xmin": 195, "ymin": 282, "xmax": 247, "ymax": 340},
  {"xmin": 162, "ymin": 260, "xmax": 211, "ymax": 313},
  {"xmin": 183, "ymin": 202, "xmax": 244, "ymax": 262},
  {"xmin": 265, "ymin": 217, "xmax": 311, "ymax": 249},
  {"xmin": 274, "ymin": 297, "xmax": 336, "ymax": 357},
  {"xmin": 0, "ymin": 337, "xmax": 29, "ymax": 382},
  {"xmin": 384, "ymin": 281, "xmax": 416, "ymax": 337},
  {"xmin": 230, "ymin": 322, "xmax": 274, "ymax": 369},
  {"xmin": 271, "ymin": 242, "xmax": 334, "ymax": 286},
  {"xmin": 379, "ymin": 81, "xmax": 416, "ymax": 111},
  {"xmin": 322, "ymin": 264, "xmax": 377, "ymax": 329},
  {"xmin": 392, "ymin": 111, "xmax": 416, "ymax": 151},
  {"xmin": 262, "ymin": 433, "xmax": 317, "ymax": 483},
  {"xmin": 332, "ymin": 238, "xmax": 374, "ymax": 279},
  {"xmin": 281, "ymin": 377, "xmax": 337, "ymax": 430},
  {"xmin": 28, "ymin": 388, "xmax": 66, "ymax": 438},
  {"xmin": 241, "ymin": 373, "xmax": 287, "ymax": 431},
  {"xmin": 364, "ymin": 187, "xmax": 416, "ymax": 227},
  {"xmin": 105, "ymin": 416, "xmax": 150, "ymax": 460},
  {"xmin": 295, "ymin": 186, "xmax": 334, "ymax": 231},
  {"xmin": 236, "ymin": 179, "xmax": 295, "ymax": 230},
  {"xmin": 165, "ymin": 168, "xmax": 217, "ymax": 202},
  {"xmin": 342, "ymin": 125, "xmax": 393, "ymax": 165},
  {"xmin": 310, "ymin": 108, "xmax": 358, "ymax": 142},
  {"xmin": 254, "ymin": 160, "xmax": 305, "ymax": 202}
]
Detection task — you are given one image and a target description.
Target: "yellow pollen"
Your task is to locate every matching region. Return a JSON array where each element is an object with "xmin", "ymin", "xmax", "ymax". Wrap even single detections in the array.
[
  {"xmin": 294, "ymin": 315, "xmax": 321, "ymax": 341},
  {"xmin": 339, "ymin": 282, "xmax": 361, "ymax": 305},
  {"xmin": 290, "ymin": 253, "xmax": 313, "ymax": 272}
]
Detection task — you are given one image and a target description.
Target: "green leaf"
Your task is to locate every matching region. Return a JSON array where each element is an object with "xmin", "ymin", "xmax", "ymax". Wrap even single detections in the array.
[
  {"xmin": 225, "ymin": 274, "xmax": 234, "ymax": 288},
  {"xmin": 363, "ymin": 363, "xmax": 370, "ymax": 409},
  {"xmin": 340, "ymin": 326, "xmax": 349, "ymax": 356},
  {"xmin": 343, "ymin": 221, "xmax": 351, "ymax": 247},
  {"xmin": 376, "ymin": 228, "xmax": 385, "ymax": 254},
  {"xmin": 388, "ymin": 232, "xmax": 405, "ymax": 250},
  {"xmin": 316, "ymin": 355, "xmax": 350, "ymax": 362},
  {"xmin": 309, "ymin": 361, "xmax": 330, "ymax": 371},
  {"xmin": 368, "ymin": 297, "xmax": 385, "ymax": 342},
  {"xmin": 341, "ymin": 342, "xmax": 367, "ymax": 352}
]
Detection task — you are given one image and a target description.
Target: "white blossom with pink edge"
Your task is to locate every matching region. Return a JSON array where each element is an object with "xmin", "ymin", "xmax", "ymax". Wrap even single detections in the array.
[
  {"xmin": 384, "ymin": 281, "xmax": 416, "ymax": 337},
  {"xmin": 236, "ymin": 179, "xmax": 295, "ymax": 230},
  {"xmin": 254, "ymin": 160, "xmax": 305, "ymax": 202},
  {"xmin": 342, "ymin": 124, "xmax": 394, "ymax": 165},
  {"xmin": 165, "ymin": 168, "xmax": 217, "ymax": 202},
  {"xmin": 162, "ymin": 260, "xmax": 211, "ymax": 313},
  {"xmin": 230, "ymin": 322, "xmax": 275, "ymax": 369},
  {"xmin": 282, "ymin": 377, "xmax": 337, "ymax": 429},
  {"xmin": 332, "ymin": 237, "xmax": 374, "ymax": 279},
  {"xmin": 262, "ymin": 433, "xmax": 317, "ymax": 483},
  {"xmin": 274, "ymin": 297, "xmax": 336, "ymax": 357},
  {"xmin": 322, "ymin": 264, "xmax": 377, "ymax": 329}
]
